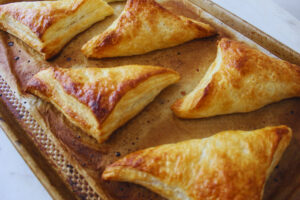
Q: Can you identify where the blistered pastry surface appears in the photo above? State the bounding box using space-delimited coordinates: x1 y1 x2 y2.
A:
171 38 300 118
103 126 292 200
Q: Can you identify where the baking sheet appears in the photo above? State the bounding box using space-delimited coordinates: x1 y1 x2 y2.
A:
0 0 299 199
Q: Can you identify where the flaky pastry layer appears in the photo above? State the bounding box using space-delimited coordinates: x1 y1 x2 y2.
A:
0 0 113 59
81 0 216 58
172 38 300 118
103 125 292 200
26 65 180 143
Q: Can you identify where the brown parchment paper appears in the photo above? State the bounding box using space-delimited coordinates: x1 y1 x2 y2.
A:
0 0 299 199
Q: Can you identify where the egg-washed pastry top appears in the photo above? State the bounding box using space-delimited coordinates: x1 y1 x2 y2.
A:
103 125 292 200
172 38 300 118
81 0 216 58
0 0 114 59
26 65 180 143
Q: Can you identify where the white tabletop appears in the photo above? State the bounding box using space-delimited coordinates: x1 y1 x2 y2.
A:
0 0 299 199
213 0 300 53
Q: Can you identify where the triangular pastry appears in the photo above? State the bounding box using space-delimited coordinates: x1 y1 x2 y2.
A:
103 125 292 200
172 38 300 118
26 65 180 143
81 0 216 59
0 0 114 59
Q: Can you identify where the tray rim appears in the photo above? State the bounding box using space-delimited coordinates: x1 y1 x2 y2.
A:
0 100 74 200
0 0 300 199
189 0 300 65
0 121 64 200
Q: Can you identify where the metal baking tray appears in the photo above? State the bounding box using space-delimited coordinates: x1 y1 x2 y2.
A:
0 0 299 199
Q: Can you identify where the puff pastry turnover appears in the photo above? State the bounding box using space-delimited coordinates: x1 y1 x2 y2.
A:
172 38 300 118
81 0 216 58
26 65 180 143
103 125 292 200
0 0 113 59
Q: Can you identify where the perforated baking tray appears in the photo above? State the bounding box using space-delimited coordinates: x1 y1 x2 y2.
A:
0 0 299 199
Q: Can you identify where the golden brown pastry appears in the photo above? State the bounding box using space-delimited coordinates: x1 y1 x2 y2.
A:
0 0 114 59
103 125 292 200
81 0 216 59
26 65 180 143
172 38 300 118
